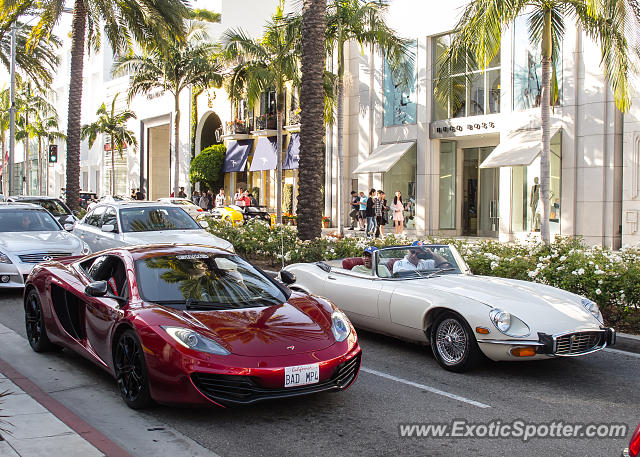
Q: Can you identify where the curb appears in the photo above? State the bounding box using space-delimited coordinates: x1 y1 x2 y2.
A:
615 332 640 355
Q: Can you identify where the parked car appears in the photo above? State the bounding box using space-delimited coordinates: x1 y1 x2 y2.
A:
2 195 78 226
79 191 98 209
73 201 233 252
210 205 274 227
0 203 89 288
23 244 361 408
624 423 640 457
282 243 616 372
157 197 204 219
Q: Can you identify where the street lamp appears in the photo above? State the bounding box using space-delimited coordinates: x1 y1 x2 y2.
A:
8 22 16 196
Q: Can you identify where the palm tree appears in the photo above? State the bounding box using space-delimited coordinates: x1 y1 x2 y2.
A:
298 0 328 240
115 24 223 198
4 0 189 210
81 94 137 196
223 1 301 224
324 0 414 235
0 88 9 194
435 0 636 244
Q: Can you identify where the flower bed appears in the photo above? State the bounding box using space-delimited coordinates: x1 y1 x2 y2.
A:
205 218 640 331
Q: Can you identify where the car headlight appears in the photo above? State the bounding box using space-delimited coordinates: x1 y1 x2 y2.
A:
0 251 12 264
162 326 230 355
489 308 530 337
331 310 351 342
581 298 603 323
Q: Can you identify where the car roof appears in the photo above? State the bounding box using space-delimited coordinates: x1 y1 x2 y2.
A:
0 202 48 210
9 195 62 201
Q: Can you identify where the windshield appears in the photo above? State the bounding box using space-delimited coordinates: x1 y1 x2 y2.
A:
377 245 463 278
0 209 61 232
135 253 288 308
22 199 70 216
120 207 200 232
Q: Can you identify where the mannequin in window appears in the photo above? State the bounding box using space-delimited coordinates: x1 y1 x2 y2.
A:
530 177 540 231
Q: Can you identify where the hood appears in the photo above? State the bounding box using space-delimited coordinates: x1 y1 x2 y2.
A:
412 274 601 332
152 297 336 356
0 230 84 255
122 229 234 252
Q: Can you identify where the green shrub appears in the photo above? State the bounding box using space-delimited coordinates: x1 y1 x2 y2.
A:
189 144 226 189
283 183 293 213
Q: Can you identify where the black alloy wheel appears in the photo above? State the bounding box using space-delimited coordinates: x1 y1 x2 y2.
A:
25 289 59 352
113 329 153 409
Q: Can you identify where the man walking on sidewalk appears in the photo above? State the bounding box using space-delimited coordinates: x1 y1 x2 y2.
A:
348 191 359 230
365 188 377 238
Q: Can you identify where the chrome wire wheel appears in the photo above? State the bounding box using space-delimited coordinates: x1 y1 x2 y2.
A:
25 292 42 347
115 333 145 403
435 318 468 365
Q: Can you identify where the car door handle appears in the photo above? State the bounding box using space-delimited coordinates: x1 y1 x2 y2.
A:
328 275 336 280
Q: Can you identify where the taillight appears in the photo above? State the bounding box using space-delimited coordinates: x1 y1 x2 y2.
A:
630 423 640 457
197 208 203 212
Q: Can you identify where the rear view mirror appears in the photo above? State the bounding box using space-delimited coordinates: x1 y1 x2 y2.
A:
280 270 296 285
85 281 108 297
101 224 115 233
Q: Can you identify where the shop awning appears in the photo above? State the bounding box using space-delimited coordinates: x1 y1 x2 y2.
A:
284 133 300 170
479 126 561 168
249 137 278 172
222 139 254 173
352 141 415 174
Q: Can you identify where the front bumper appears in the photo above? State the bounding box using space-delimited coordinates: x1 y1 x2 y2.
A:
0 262 34 288
478 328 615 361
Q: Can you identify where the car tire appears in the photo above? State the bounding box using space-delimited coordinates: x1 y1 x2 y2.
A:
113 329 153 409
430 312 482 373
25 289 60 352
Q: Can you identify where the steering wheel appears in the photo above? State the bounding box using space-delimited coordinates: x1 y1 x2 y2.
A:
435 261 454 269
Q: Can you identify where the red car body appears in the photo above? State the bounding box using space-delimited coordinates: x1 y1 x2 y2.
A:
24 245 361 407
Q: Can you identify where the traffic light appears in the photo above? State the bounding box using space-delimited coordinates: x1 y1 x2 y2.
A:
48 145 58 163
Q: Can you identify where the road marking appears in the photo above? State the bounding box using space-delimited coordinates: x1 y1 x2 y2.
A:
360 367 491 409
605 348 640 359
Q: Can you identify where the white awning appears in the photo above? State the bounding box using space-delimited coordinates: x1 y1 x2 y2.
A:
479 126 561 168
352 141 415 174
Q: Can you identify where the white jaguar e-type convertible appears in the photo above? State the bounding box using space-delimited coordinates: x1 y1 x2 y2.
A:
281 244 616 372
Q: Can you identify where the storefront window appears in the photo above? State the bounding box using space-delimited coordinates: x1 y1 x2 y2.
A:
432 33 501 120
439 141 456 229
383 41 417 126
383 145 417 229
513 15 562 110
510 132 562 233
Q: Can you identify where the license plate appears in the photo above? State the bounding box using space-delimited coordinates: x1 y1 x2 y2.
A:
284 363 320 388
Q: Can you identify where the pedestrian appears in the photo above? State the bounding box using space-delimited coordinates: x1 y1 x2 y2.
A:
135 188 144 200
365 188 376 238
192 190 200 204
215 188 225 208
248 193 257 207
199 191 209 210
391 191 404 235
234 187 245 206
375 190 388 238
178 187 186 198
358 191 367 231
130 188 136 200
207 190 214 210
348 191 359 230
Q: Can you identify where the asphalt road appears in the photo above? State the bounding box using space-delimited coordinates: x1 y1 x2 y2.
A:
0 288 638 457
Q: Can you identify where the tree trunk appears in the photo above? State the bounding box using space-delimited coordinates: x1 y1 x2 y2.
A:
276 90 284 224
37 137 41 194
174 94 181 198
111 140 116 196
540 9 552 244
336 74 344 235
25 111 29 195
298 0 327 240
65 0 87 210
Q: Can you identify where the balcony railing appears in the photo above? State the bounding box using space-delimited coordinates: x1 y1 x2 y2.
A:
225 118 253 135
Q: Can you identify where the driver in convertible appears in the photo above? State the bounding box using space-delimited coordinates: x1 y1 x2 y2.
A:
393 241 436 275
352 246 391 277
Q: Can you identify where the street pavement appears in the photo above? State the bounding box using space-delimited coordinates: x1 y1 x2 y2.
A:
0 288 638 457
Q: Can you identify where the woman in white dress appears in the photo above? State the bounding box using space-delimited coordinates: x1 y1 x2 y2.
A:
391 191 404 235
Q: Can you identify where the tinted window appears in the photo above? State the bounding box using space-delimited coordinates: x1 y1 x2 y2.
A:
120 207 200 233
84 206 106 227
0 209 61 232
102 207 117 228
21 199 70 216
135 254 287 308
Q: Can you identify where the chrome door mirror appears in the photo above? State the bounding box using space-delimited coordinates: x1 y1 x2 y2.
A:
101 224 115 233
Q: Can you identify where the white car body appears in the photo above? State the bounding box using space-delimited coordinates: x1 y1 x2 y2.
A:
156 197 204 219
0 203 89 287
283 244 615 370
73 202 234 253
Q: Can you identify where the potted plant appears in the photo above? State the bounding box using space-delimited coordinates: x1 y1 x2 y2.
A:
322 216 331 228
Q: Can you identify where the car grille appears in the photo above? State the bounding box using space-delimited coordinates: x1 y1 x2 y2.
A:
18 252 71 263
554 331 604 355
191 352 361 405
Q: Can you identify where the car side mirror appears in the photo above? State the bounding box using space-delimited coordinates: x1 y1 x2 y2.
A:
64 223 74 231
85 281 108 297
280 270 296 285
199 220 209 228
101 224 115 233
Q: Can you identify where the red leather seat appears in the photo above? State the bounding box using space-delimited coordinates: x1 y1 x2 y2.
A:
342 257 364 270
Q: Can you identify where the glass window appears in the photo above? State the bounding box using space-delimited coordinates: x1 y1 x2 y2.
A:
0 209 61 232
432 33 501 120
102 207 118 228
21 199 70 217
383 41 417 126
135 253 288 308
84 206 106 227
119 206 200 233
383 145 417 229
513 15 562 111
439 141 456 229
